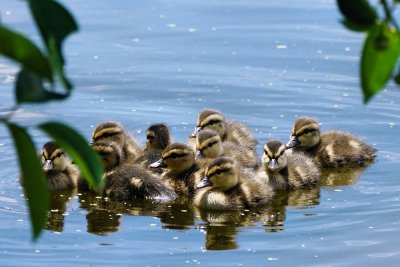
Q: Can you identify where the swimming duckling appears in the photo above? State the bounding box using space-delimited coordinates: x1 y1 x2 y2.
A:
150 143 201 196
91 121 143 164
144 123 172 167
286 117 376 168
189 109 257 151
194 157 273 210
257 140 321 190
93 141 176 201
195 130 259 170
41 142 79 191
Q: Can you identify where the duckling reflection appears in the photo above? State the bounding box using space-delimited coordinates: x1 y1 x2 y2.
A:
320 165 369 187
195 209 260 250
40 142 79 191
286 116 376 168
190 109 257 152
46 188 77 232
158 195 195 230
78 191 121 236
261 186 321 232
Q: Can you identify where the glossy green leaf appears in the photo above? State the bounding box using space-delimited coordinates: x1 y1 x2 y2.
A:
337 0 377 26
39 122 103 188
0 26 52 80
28 0 79 91
361 23 400 102
16 68 68 104
7 123 49 241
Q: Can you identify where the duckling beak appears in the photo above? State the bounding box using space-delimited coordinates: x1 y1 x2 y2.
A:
189 126 201 138
196 177 212 189
150 158 167 169
43 160 54 173
195 150 203 160
268 159 278 172
286 136 300 149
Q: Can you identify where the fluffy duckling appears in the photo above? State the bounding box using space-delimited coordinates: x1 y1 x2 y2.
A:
91 121 143 164
286 117 376 168
257 140 321 190
93 141 176 201
150 143 200 196
194 157 273 210
195 130 259 170
41 142 79 191
189 109 257 151
144 123 172 166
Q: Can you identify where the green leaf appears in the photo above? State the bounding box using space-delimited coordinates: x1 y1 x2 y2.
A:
337 0 377 26
7 123 49 241
0 26 52 80
16 68 68 104
341 19 373 32
28 0 79 91
39 122 103 188
361 23 400 102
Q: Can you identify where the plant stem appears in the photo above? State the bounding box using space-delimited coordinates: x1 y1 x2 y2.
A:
381 0 400 31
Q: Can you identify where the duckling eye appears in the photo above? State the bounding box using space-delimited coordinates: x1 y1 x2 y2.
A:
55 152 64 158
169 153 179 159
207 119 220 126
147 135 154 140
215 170 222 175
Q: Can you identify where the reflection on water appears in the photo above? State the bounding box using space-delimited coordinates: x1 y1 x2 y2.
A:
46 189 77 232
320 165 370 187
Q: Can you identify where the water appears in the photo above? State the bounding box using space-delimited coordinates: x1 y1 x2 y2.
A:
1 0 400 266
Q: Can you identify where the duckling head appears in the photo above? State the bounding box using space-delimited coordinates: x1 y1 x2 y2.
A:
41 142 69 173
197 157 239 191
195 130 223 159
189 109 226 139
150 143 195 173
146 123 172 151
91 121 126 148
262 140 288 172
92 142 123 171
286 117 320 149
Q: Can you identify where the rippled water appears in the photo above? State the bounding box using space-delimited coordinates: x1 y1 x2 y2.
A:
1 0 400 266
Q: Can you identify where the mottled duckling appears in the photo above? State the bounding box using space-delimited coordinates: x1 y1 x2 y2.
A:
189 109 257 151
41 142 79 191
144 123 172 166
93 141 176 201
194 157 273 210
195 130 258 170
150 143 200 196
257 140 321 190
286 117 376 168
91 121 143 164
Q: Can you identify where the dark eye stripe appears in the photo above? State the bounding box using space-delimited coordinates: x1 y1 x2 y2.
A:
94 131 121 141
164 153 186 160
203 119 221 128
297 128 316 136
207 168 230 178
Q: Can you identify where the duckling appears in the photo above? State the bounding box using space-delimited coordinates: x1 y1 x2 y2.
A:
92 141 176 201
286 117 376 168
189 109 257 151
195 130 259 170
150 143 201 196
40 142 79 191
257 140 321 190
194 157 273 211
91 121 143 164
144 123 172 167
